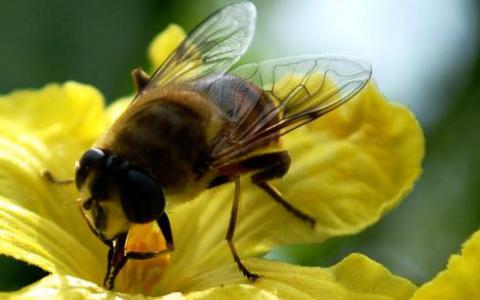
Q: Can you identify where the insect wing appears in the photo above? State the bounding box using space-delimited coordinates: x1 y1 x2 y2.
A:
208 55 372 164
145 2 256 89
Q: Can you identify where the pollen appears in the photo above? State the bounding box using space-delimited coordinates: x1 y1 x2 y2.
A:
116 222 170 295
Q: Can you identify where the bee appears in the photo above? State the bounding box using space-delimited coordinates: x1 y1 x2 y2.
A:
50 2 371 290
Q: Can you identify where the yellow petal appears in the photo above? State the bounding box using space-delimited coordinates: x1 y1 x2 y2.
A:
0 82 108 284
186 285 277 300
148 24 186 71
0 82 106 235
278 81 425 239
411 229 480 300
0 273 275 300
0 81 106 146
158 254 415 299
0 199 103 283
0 274 136 300
1 255 414 300
252 254 416 300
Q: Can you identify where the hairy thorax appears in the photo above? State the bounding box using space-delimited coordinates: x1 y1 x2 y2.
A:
96 86 224 206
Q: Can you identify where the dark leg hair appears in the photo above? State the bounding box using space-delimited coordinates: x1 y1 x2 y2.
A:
226 177 258 280
42 170 74 185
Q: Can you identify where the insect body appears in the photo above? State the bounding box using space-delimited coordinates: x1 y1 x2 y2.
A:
72 2 372 290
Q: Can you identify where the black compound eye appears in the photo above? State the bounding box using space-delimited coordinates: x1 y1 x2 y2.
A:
118 169 165 224
75 148 105 189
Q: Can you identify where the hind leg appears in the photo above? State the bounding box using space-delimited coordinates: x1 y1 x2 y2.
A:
211 151 316 281
249 151 315 227
212 151 315 226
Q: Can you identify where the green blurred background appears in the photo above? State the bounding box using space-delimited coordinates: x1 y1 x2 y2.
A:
1 0 479 291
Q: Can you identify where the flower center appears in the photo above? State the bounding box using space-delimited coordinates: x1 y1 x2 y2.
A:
116 222 170 295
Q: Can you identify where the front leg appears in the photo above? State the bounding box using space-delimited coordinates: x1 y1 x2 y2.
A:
42 170 74 185
104 233 129 290
103 213 174 290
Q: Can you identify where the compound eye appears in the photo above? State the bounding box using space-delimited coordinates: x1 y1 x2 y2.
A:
75 148 105 189
118 169 165 224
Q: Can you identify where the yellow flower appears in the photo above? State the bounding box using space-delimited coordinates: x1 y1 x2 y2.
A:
0 25 424 299
410 228 480 300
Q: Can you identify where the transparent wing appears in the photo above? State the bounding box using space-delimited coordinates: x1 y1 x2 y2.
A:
145 2 256 89
207 55 372 165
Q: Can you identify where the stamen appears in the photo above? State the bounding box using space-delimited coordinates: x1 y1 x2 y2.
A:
116 222 170 294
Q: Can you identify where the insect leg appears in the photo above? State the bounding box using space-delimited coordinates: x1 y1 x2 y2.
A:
157 213 175 252
103 215 175 289
125 213 175 260
256 181 315 228
104 233 128 290
215 151 315 227
226 177 259 281
207 174 236 188
250 151 316 228
42 170 74 185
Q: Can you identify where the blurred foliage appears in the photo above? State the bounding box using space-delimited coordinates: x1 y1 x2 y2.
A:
1 0 177 100
0 0 479 291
